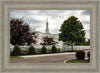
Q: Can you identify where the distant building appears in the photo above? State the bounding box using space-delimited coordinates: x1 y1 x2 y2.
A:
33 18 63 49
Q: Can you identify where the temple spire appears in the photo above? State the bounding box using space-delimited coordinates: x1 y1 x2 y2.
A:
45 18 49 33
47 18 48 22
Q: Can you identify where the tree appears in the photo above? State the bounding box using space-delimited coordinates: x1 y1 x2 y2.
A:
28 45 36 54
41 46 47 54
74 39 90 46
86 39 90 45
59 16 86 51
40 36 57 45
51 45 57 53
12 44 21 56
10 18 37 45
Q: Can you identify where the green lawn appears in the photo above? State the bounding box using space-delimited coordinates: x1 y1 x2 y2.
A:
10 56 22 59
64 50 78 52
66 59 90 63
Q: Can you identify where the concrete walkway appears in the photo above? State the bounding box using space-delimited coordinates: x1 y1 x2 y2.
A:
10 52 76 63
20 52 75 58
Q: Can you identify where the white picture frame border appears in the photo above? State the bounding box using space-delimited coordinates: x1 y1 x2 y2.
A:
0 0 100 73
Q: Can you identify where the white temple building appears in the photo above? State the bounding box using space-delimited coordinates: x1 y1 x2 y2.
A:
34 18 64 49
10 18 90 52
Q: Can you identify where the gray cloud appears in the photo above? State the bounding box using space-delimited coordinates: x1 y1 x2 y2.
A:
25 19 42 24
82 10 90 15
86 30 90 33
50 28 60 34
10 10 90 39
82 21 90 24
37 10 66 18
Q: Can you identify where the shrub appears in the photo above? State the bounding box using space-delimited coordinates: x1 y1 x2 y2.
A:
87 51 90 60
28 45 36 54
41 46 47 54
12 44 21 56
51 45 57 53
76 50 85 60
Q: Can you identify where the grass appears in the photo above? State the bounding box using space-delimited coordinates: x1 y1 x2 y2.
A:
64 50 78 52
10 56 22 59
66 59 90 63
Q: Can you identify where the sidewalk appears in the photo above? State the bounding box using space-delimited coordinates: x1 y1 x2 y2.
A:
20 52 75 58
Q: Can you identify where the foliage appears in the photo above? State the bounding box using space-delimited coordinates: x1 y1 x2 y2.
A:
86 39 90 45
87 51 90 60
59 16 86 51
51 45 57 53
76 50 85 60
74 39 90 46
28 45 36 54
10 18 37 45
66 60 90 63
40 36 57 45
12 44 21 56
41 46 47 54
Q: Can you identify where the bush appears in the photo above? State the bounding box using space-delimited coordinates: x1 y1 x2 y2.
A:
28 45 36 54
51 45 57 53
12 44 21 56
76 50 85 60
87 51 90 60
41 46 47 54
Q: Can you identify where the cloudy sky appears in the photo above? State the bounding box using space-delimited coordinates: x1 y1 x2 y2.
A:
10 10 90 39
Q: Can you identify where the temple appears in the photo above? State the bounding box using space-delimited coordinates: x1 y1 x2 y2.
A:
34 18 64 50
45 18 49 34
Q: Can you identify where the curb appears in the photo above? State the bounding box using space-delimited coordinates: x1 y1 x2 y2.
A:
64 60 68 63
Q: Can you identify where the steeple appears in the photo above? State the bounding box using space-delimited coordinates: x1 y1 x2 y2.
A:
45 18 49 33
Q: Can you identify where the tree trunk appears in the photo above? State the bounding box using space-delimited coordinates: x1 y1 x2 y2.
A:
71 42 73 51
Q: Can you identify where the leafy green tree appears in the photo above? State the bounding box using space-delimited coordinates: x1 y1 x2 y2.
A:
59 16 86 51
74 39 90 46
86 39 90 45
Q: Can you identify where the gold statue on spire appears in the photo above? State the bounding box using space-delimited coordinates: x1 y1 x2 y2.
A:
47 18 48 22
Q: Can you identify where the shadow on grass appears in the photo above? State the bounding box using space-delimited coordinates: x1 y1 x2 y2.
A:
10 56 22 59
66 59 90 63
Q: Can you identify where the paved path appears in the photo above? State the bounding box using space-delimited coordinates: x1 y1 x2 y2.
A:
10 52 76 63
